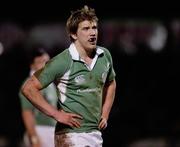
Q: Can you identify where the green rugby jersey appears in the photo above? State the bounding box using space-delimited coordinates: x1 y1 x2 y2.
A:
35 43 116 133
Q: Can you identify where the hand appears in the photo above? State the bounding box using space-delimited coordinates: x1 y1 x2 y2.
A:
55 110 83 128
98 117 108 130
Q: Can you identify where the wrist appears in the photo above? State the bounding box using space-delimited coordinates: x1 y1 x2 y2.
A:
51 109 59 121
101 115 108 121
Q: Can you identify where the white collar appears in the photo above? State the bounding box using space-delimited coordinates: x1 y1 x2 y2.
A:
68 43 104 61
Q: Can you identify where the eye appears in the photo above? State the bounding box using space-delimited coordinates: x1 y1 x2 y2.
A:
83 27 89 30
92 26 97 30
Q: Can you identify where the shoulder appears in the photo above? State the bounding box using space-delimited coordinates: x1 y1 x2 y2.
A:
39 48 72 79
50 49 70 63
46 49 71 67
97 46 112 59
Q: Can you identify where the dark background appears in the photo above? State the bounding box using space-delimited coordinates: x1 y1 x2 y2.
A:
1 1 180 146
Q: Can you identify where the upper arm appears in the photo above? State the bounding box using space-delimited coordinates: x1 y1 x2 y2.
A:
21 75 43 95
104 79 116 89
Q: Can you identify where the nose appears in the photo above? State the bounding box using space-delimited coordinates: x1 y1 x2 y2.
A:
90 29 96 36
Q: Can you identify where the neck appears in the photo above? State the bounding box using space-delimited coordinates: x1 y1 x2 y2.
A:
74 42 96 59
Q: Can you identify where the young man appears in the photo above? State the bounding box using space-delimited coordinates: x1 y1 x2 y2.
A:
19 48 58 147
22 5 116 147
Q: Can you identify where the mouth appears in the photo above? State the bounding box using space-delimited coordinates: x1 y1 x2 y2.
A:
88 38 96 44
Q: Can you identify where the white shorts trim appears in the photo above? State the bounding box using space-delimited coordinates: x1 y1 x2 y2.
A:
66 131 103 147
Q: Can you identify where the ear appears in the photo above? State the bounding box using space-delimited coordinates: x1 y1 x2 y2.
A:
71 33 77 40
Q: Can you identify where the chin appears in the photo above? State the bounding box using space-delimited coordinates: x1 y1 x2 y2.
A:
90 44 96 48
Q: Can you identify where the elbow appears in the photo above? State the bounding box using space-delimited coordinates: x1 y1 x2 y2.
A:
21 78 36 99
21 82 31 98
21 76 42 101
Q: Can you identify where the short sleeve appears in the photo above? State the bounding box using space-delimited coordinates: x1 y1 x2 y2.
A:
105 48 116 82
34 49 72 88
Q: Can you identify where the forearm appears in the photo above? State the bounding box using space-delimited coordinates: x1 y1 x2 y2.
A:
102 79 116 120
21 76 58 120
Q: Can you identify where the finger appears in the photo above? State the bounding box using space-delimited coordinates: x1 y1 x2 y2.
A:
98 120 103 129
99 121 105 129
98 122 103 129
101 117 107 125
99 118 107 129
71 119 81 128
104 122 107 128
99 122 107 129
71 113 83 119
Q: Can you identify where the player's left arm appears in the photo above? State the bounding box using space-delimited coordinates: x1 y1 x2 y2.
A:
99 79 116 129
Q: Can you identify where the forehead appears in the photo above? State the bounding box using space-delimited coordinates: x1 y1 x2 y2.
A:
78 20 97 27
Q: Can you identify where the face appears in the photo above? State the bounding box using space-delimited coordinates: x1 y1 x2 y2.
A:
72 20 98 52
31 53 50 71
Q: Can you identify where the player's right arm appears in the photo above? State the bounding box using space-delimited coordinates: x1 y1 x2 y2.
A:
21 75 82 128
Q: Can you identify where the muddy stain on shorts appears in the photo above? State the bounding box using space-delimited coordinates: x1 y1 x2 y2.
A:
55 133 74 147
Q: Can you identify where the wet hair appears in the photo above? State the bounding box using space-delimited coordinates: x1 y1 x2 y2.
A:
66 5 98 42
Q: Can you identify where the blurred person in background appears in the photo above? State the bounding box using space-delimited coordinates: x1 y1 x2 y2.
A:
21 5 116 147
19 48 58 147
